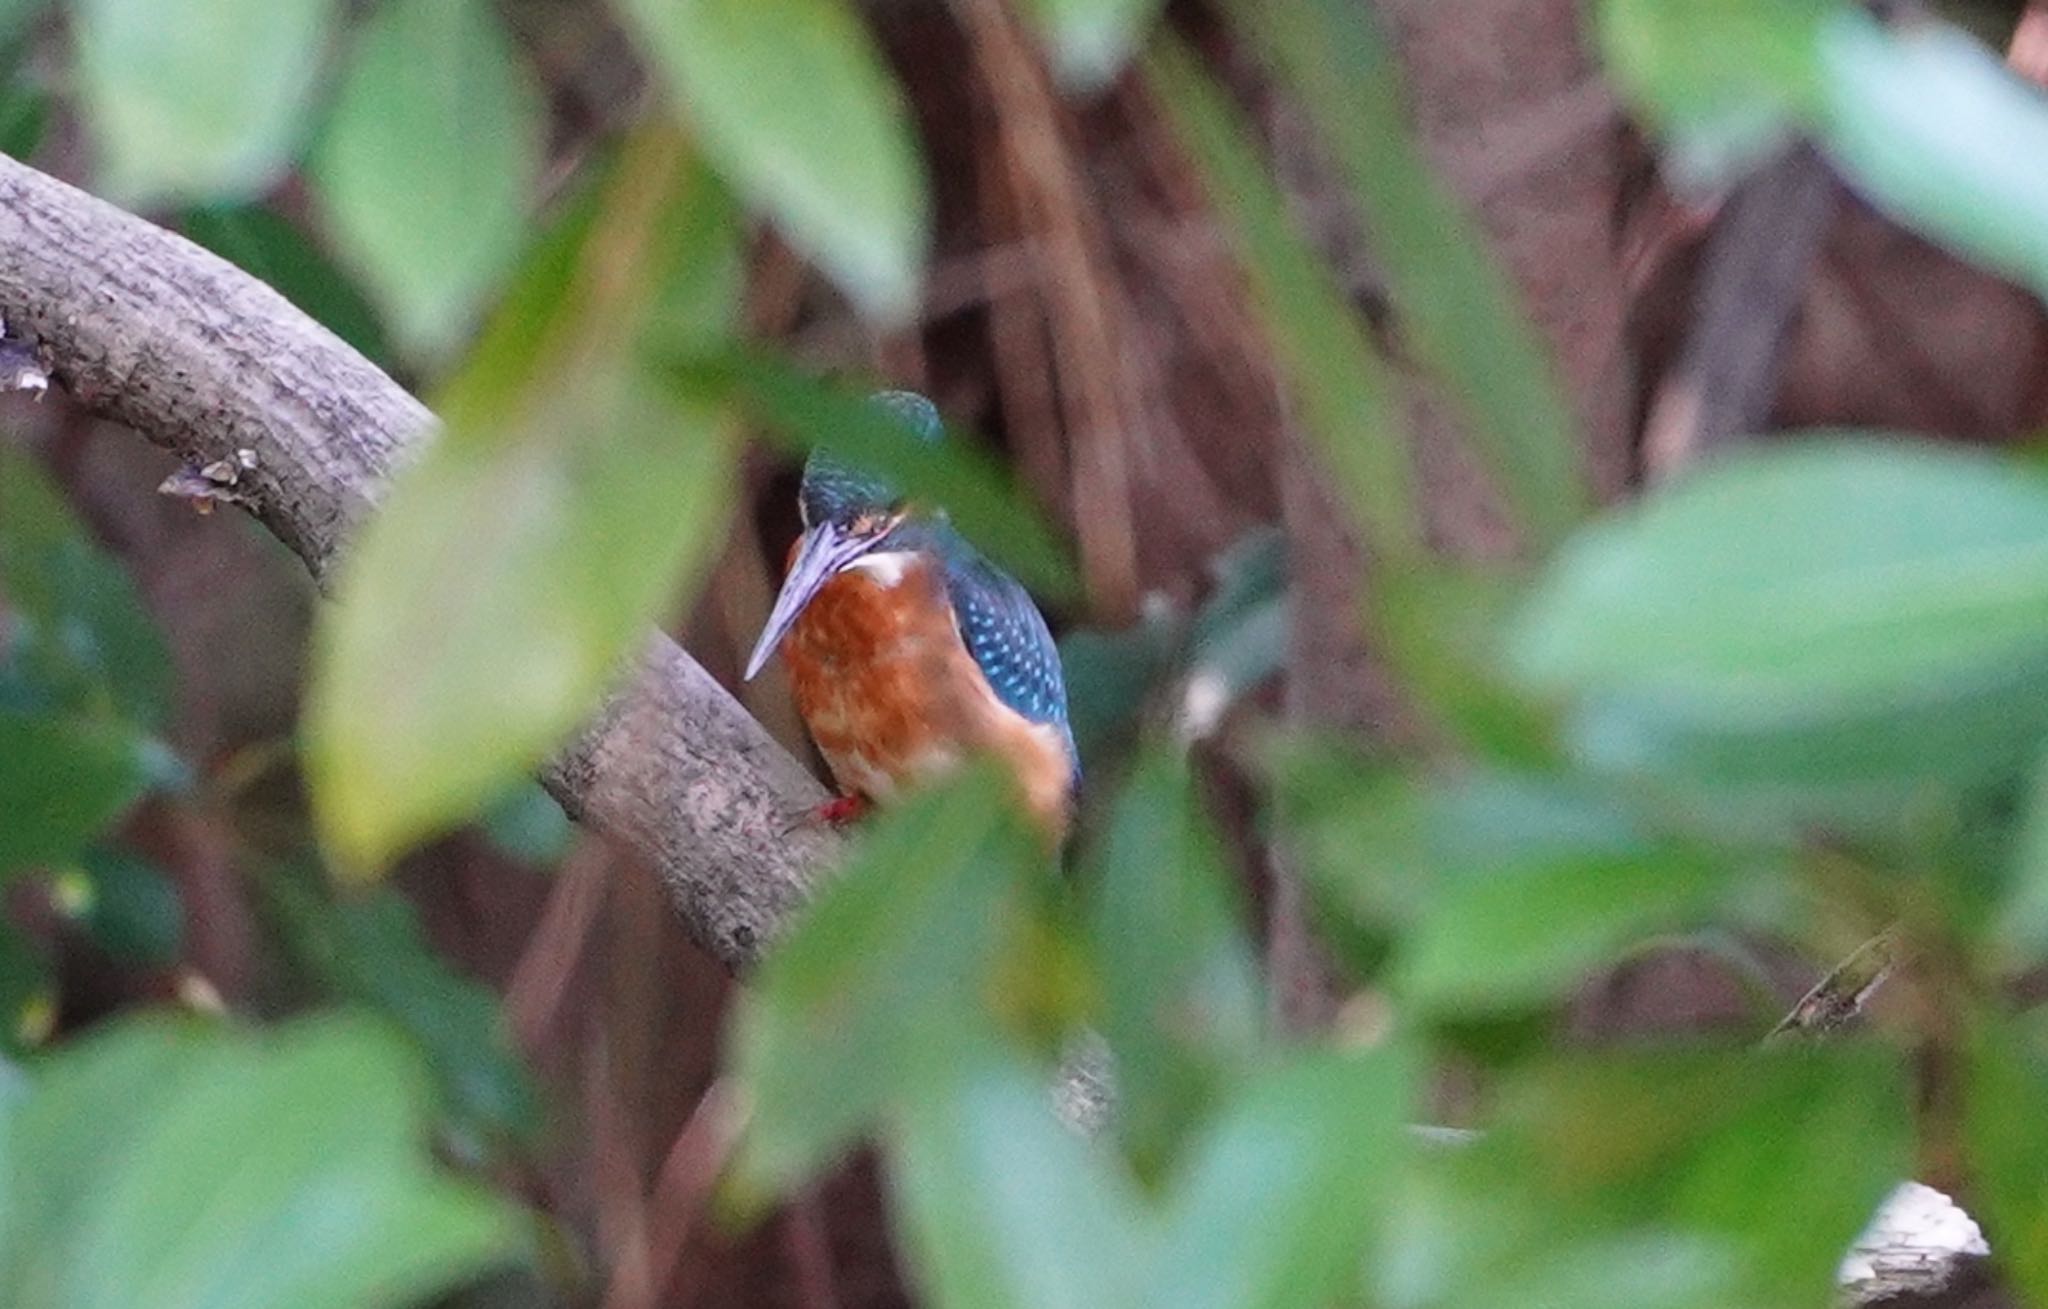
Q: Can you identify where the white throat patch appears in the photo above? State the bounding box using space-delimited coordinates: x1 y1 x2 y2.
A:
847 551 918 587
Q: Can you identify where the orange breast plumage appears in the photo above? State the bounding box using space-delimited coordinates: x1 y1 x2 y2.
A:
779 551 1074 837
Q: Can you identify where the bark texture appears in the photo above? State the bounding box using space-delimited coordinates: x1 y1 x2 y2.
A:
0 152 835 970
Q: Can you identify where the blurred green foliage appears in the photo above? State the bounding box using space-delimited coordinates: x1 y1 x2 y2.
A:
304 132 743 872
1514 439 2048 835
0 451 178 1053
1234 0 1587 552
311 0 543 359
1082 748 1262 1178
1602 0 2048 298
6 0 2048 1306
725 764 1046 1206
618 0 930 321
71 0 333 203
1025 0 1165 90
0 1014 521 1308
268 874 543 1151
61 850 185 968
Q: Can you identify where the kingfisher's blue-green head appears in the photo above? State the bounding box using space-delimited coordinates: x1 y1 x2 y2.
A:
744 390 943 680
796 389 941 528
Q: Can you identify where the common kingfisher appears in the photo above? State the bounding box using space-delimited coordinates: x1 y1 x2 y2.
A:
743 392 1079 837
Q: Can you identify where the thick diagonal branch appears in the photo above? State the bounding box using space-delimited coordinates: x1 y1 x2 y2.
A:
0 152 835 970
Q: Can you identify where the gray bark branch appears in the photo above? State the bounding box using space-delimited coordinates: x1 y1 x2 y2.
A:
0 152 836 970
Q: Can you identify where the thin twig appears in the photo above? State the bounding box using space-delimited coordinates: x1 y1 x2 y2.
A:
952 0 1140 621
607 1080 743 1309
1765 927 1899 1044
1642 143 1841 479
589 1028 657 1309
1264 94 1346 1033
976 90 1071 521
504 836 614 1053
2011 2 2048 88
783 1188 845 1309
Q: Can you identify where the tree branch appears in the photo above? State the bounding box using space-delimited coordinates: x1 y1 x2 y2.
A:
0 152 837 970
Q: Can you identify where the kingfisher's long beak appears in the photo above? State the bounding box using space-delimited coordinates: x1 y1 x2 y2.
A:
743 520 878 681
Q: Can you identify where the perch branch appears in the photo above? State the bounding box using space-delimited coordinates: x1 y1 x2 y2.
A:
0 152 837 970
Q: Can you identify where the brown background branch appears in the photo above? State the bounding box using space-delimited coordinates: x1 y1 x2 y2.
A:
0 151 837 971
1641 142 1842 479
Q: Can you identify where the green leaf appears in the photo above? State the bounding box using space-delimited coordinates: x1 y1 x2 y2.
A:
312 0 544 358
702 351 1080 603
1237 0 1585 552
886 1051 1150 1309
0 0 50 54
0 448 171 728
1489 1047 1910 1309
1377 564 1557 767
1271 746 1640 929
269 876 541 1143
0 1013 522 1308
1084 746 1262 1178
1603 2 2048 302
1993 751 2048 967
1187 527 1286 656
728 765 1041 1202
1151 1044 1415 1309
1182 526 1289 720
1398 849 1734 1016
1595 0 1833 185
618 0 930 321
305 133 743 873
0 921 53 1055
1023 0 1165 90
1144 34 1419 563
66 849 185 967
0 79 46 159
1512 438 2048 828
72 0 335 204
1058 611 1182 767
1 1018 215 1290
1817 19 2048 306
1383 1149 1737 1309
1269 749 1741 1012
180 205 391 364
1963 1015 2048 1303
479 781 574 867
0 711 153 877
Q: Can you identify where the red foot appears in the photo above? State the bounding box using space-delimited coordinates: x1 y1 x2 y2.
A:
780 793 871 836
810 793 870 827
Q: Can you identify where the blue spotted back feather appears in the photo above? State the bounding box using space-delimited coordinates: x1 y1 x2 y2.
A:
886 519 1079 781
